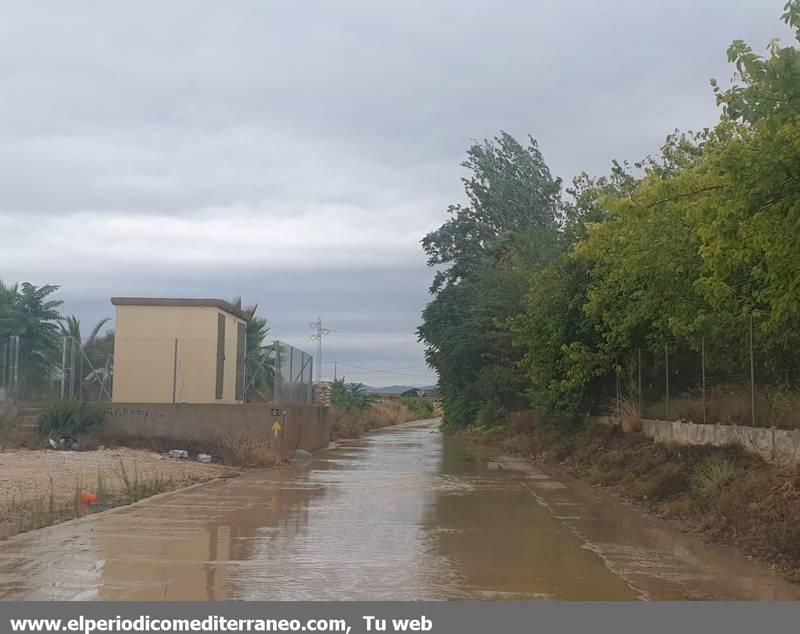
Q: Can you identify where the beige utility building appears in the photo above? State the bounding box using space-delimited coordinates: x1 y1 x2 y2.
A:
111 298 249 404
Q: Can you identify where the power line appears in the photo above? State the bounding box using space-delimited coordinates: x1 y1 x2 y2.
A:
321 361 430 372
330 361 435 379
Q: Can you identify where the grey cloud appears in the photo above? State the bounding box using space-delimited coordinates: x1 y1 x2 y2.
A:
0 0 791 385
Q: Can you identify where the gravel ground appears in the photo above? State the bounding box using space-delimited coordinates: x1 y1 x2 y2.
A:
0 447 236 538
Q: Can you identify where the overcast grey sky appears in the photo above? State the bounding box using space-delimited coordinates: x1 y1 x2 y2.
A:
0 1 791 386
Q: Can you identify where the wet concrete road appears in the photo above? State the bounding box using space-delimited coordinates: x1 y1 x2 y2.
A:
1 419 799 600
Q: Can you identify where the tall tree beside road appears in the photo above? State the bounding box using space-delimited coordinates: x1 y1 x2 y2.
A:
426 2 800 423
419 133 562 425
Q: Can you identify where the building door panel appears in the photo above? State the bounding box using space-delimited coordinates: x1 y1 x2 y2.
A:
235 321 246 401
216 313 225 400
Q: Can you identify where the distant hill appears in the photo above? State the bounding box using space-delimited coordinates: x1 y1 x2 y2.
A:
366 384 438 394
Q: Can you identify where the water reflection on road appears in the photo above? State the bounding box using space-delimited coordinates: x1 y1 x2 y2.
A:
0 420 797 600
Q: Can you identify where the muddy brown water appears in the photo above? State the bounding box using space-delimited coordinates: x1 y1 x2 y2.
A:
0 419 798 600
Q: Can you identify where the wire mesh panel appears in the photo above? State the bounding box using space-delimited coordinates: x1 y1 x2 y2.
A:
0 335 63 402
628 316 800 427
704 328 750 426
273 340 313 405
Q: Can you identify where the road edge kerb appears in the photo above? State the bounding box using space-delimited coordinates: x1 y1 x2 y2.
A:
0 471 242 545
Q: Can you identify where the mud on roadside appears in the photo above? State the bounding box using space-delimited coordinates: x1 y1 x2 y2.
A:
461 411 800 582
0 447 238 539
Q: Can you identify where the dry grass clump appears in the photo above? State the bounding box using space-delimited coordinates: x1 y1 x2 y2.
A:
330 407 366 439
115 459 174 503
618 397 642 432
222 433 283 467
3 462 176 539
331 398 423 439
5 478 82 536
647 383 800 429
364 400 416 429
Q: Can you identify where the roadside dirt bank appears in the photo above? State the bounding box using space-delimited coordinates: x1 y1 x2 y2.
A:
0 448 238 539
462 411 800 583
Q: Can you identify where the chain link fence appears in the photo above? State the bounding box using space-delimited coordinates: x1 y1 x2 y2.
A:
0 335 113 405
600 315 800 429
272 340 314 406
1 334 315 408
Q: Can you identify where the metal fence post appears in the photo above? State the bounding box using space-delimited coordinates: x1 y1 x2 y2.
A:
61 337 66 399
11 336 19 398
638 348 643 415
308 356 314 403
172 338 178 404
750 314 756 427
0 338 6 395
70 337 76 398
288 348 294 403
665 342 670 420
701 336 707 424
274 341 281 405
79 347 84 400
61 336 78 399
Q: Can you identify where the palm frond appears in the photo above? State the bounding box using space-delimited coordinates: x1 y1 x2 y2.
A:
85 317 111 348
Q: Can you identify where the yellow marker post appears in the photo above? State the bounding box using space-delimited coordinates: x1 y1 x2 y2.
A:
272 420 282 439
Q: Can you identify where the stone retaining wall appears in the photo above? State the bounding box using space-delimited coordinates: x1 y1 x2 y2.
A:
641 418 800 466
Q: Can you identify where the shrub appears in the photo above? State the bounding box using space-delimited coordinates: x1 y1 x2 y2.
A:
331 398 424 438
399 397 435 419
476 400 506 427
690 455 736 496
40 399 107 438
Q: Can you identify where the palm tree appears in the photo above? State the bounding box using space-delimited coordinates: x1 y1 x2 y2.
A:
0 282 64 398
58 315 112 397
0 280 18 328
331 378 377 410
229 297 272 400
58 315 111 349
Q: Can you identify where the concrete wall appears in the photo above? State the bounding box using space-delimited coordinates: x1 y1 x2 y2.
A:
641 418 800 466
112 305 245 405
101 402 331 453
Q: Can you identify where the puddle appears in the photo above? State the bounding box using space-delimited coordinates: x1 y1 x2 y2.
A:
0 422 797 600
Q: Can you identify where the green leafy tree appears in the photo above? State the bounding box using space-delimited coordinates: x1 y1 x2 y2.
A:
693 6 800 357
0 282 64 397
0 280 16 324
508 255 603 413
511 2 800 412
419 132 562 425
712 1 800 127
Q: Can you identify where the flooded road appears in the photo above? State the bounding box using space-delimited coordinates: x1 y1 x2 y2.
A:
1 419 798 600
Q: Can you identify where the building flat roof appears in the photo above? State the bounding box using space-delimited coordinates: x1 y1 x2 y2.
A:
110 297 250 321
